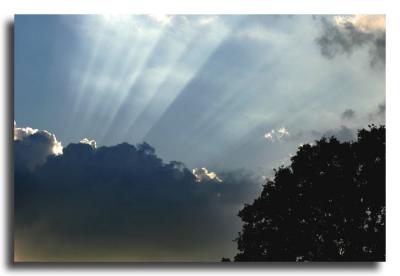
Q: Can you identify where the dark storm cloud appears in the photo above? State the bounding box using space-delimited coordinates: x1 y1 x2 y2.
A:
14 129 262 261
316 16 385 67
341 109 356 120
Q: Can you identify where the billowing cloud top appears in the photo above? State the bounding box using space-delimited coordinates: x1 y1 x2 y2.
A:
79 138 97 149
14 120 38 140
14 121 63 171
192 167 223 183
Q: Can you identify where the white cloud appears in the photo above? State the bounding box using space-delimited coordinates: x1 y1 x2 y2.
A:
14 121 63 155
14 120 38 140
264 127 290 142
192 167 223 183
80 138 97 149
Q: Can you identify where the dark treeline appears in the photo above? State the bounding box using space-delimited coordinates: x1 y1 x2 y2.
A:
229 125 385 261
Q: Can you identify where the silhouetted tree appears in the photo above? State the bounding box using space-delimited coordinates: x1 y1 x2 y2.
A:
234 125 385 261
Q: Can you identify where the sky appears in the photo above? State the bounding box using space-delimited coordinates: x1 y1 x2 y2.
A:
14 15 385 261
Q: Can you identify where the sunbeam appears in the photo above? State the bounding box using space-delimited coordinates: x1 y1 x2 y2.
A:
65 15 168 142
67 33 104 134
15 14 385 169
92 16 172 143
118 17 234 143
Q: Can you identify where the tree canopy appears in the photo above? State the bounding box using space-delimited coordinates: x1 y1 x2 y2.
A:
234 125 385 261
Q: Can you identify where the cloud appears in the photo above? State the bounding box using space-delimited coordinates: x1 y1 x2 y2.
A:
192 167 223 183
264 127 290 142
14 121 38 140
14 122 63 171
368 102 385 123
14 125 262 261
79 138 97 149
341 109 356 120
316 15 385 67
378 103 385 116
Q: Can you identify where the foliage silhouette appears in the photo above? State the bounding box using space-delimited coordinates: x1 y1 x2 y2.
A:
234 125 385 261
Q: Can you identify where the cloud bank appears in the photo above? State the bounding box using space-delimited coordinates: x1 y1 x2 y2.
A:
14 123 262 261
